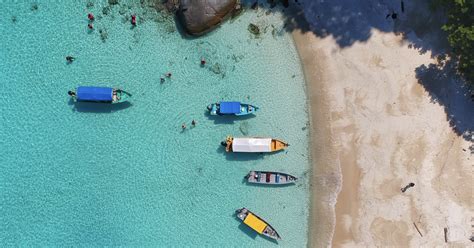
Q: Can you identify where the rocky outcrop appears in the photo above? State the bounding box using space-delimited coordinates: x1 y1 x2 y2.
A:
177 0 238 36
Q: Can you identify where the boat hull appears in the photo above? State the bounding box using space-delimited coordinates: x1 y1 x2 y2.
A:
224 136 288 153
246 171 297 185
69 87 131 104
208 102 258 116
114 89 131 104
235 208 281 240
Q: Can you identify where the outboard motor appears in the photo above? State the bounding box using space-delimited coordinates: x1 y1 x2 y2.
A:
220 141 227 147
67 91 75 96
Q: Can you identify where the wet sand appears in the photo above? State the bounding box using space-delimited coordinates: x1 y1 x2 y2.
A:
292 1 473 247
293 30 341 247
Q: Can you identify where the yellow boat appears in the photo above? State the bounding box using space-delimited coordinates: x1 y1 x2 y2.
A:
236 208 281 240
222 136 288 153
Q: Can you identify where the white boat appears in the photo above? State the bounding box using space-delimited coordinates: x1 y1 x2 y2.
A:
222 136 288 153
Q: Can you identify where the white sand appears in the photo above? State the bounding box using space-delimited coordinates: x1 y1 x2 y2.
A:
292 0 473 246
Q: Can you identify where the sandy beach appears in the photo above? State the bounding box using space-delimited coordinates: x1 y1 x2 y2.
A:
291 0 473 246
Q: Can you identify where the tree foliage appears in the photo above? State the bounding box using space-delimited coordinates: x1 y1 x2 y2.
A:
435 0 474 84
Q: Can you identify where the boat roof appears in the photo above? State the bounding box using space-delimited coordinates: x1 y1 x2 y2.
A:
220 102 241 114
244 213 267 234
232 138 272 152
77 86 113 102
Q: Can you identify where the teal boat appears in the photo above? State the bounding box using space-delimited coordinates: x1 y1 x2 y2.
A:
68 86 131 104
207 101 258 116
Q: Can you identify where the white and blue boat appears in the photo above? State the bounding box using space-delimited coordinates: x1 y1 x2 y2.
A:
68 86 131 104
207 101 258 116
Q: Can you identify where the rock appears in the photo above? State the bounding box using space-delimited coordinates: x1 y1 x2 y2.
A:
210 63 222 75
248 23 260 35
99 29 108 42
164 0 180 13
177 0 238 36
102 6 111 15
251 2 258 10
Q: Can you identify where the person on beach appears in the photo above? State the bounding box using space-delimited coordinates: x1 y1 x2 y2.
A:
401 182 415 192
88 13 94 21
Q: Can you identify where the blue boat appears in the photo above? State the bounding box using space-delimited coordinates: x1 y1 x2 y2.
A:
207 101 258 116
68 86 131 104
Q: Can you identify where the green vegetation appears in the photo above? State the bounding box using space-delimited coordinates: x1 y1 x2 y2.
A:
435 0 474 84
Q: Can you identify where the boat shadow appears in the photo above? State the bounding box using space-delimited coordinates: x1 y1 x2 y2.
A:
204 111 256 125
69 99 132 113
216 145 266 161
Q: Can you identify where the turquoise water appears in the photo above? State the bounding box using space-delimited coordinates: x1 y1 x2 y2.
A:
0 1 310 246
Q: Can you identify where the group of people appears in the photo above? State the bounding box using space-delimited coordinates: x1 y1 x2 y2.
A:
181 120 196 130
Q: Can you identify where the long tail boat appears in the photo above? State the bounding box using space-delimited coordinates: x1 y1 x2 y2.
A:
246 171 297 185
68 86 131 104
222 136 288 153
207 101 258 116
236 208 281 240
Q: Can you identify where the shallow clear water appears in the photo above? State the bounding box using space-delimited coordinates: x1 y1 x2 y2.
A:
0 1 310 246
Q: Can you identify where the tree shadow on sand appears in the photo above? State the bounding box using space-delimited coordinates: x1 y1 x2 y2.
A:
241 0 472 141
415 60 474 142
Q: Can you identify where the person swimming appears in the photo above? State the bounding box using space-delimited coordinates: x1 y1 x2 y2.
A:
66 56 75 63
88 23 93 30
200 58 206 66
88 13 94 21
131 15 137 26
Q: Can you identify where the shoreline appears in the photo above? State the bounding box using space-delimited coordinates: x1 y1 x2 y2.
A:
292 30 341 248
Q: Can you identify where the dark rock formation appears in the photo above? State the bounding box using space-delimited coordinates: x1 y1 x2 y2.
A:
177 0 238 36
248 23 260 35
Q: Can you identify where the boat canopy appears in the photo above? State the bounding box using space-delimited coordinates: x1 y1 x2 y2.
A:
244 213 267 234
220 102 241 114
77 86 113 102
232 138 272 152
